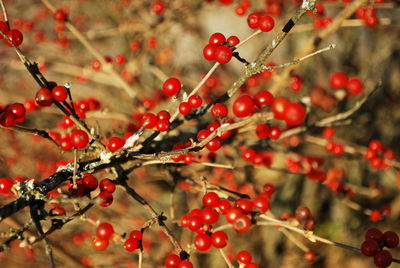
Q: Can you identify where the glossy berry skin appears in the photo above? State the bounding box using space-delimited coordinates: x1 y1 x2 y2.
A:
330 72 348 89
92 237 109 251
232 95 254 118
253 196 270 212
347 77 363 96
206 137 222 151
54 9 67 22
107 137 124 152
165 254 181 267
227 35 240 46
194 234 212 251
209 32 226 45
202 192 220 207
124 238 139 252
141 113 157 128
52 86 68 102
211 103 228 117
211 231 228 248
365 228 383 241
269 126 281 140
9 103 26 119
99 179 116 193
374 250 392 268
179 102 192 115
96 222 114 240
283 102 306 126
201 208 219 224
197 129 211 141
271 97 289 120
98 191 113 207
382 231 399 248
254 90 274 107
188 94 202 108
225 207 245 224
361 239 379 256
162 77 181 96
215 46 232 64
35 88 53 107
233 215 252 233
179 260 193 268
203 44 217 61
247 13 260 29
82 174 98 191
5 29 23 47
256 124 270 139
237 250 252 264
71 129 89 149
156 119 170 132
157 110 171 120
0 178 13 194
259 15 275 32
129 230 143 240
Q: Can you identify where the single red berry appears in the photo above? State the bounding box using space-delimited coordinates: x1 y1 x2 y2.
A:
107 137 124 152
206 137 222 151
71 129 89 149
269 126 281 140
0 178 13 194
361 239 380 256
157 110 171 120
114 54 126 65
201 208 219 224
99 179 115 193
233 95 254 118
52 86 68 102
330 72 348 89
253 196 270 212
96 222 114 240
237 250 252 264
283 102 306 126
347 77 363 96
5 29 23 47
203 44 218 61
365 227 383 241
188 94 202 108
322 127 335 139
179 102 192 115
374 250 392 268
256 124 270 139
82 174 98 191
129 230 143 240
211 103 228 117
370 210 382 222
60 137 72 151
254 90 274 107
203 192 220 207
382 231 399 248
178 260 193 268
211 231 228 248
271 97 289 120
209 32 226 45
92 237 109 251
197 129 211 141
54 9 67 22
233 215 252 233
215 46 232 64
35 88 53 107
227 35 240 46
141 112 157 128
156 119 170 132
9 103 26 119
194 234 212 251
218 200 232 214
259 15 275 32
234 198 253 212
151 0 165 14
124 238 139 252
163 77 181 97
247 13 261 29
165 254 181 267
98 191 113 207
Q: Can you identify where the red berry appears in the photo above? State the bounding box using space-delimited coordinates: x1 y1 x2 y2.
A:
382 231 399 248
269 126 281 140
197 129 211 141
141 112 157 128
35 88 53 107
129 230 143 240
233 95 254 118
5 29 23 47
218 200 232 214
178 260 193 268
322 127 335 139
188 94 202 108
225 207 245 223
98 191 113 207
361 239 379 256
99 179 115 193
9 103 26 119
365 228 383 241
215 46 232 64
209 32 226 45
0 21 9 39
247 13 260 29
52 86 68 102
259 15 275 32
54 9 67 22
157 110 171 120
179 102 192 115
211 231 228 248
211 103 228 117
203 44 218 61
256 124 270 139
82 174 98 191
347 77 363 96
163 78 181 97
107 137 124 152
151 0 165 14
156 119 170 132
271 97 289 120
253 196 270 212
201 208 219 224
283 102 306 126
194 234 212 251
233 215 252 233
206 137 222 151
96 222 114 240
124 238 139 252
165 254 181 267
370 210 382 222
374 250 392 268
92 237 109 251
254 90 274 107
227 35 240 46
71 129 89 149
237 250 252 264
304 251 317 262
330 72 348 89
0 178 13 194
202 192 220 207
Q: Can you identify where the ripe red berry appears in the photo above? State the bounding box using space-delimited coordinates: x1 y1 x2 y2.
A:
233 215 252 233
54 9 67 22
157 110 171 121
271 97 289 120
5 29 23 47
124 238 139 252
304 251 317 262
96 222 114 240
151 0 165 14
194 233 212 251
227 35 240 46
382 231 399 248
247 13 261 29
211 231 228 248
374 250 392 268
209 32 226 45
253 196 270 212
233 95 254 118
259 15 275 32
9 103 26 119
203 44 218 61
129 230 143 240
211 103 228 117
283 102 306 126
269 126 281 139
225 207 245 223
107 137 124 152
92 237 109 251
35 88 53 107
179 260 193 268
188 94 202 108
165 254 181 267
202 192 220 207
98 191 113 207
322 127 335 139
201 208 219 224
370 210 382 222
237 250 252 264
365 228 383 241
71 129 89 149
206 137 222 151
52 86 68 102
179 102 192 115
162 77 181 97
215 46 232 64
141 112 157 128
361 239 380 256
347 77 363 96
156 119 170 132
0 178 13 194
254 90 274 107
256 124 270 139
330 72 348 89
82 174 98 191
99 179 116 193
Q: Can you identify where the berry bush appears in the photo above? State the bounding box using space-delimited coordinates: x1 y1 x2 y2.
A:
0 0 399 267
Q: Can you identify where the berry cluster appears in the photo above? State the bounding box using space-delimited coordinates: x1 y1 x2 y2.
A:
203 33 238 64
0 21 23 47
165 253 193 268
330 72 364 96
361 228 398 268
92 222 114 251
356 6 379 27
246 12 275 32
0 102 26 127
364 140 395 170
241 147 274 167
